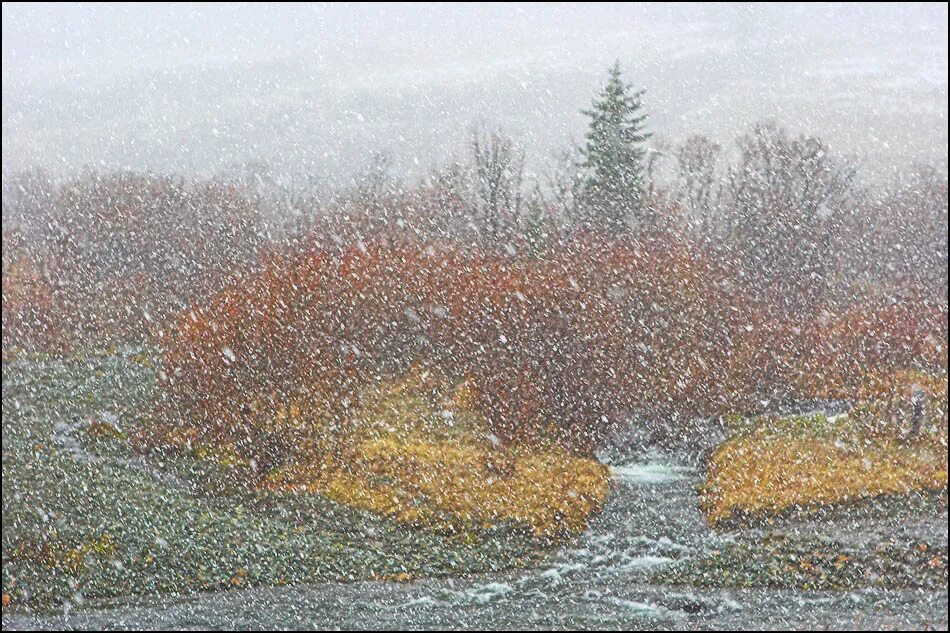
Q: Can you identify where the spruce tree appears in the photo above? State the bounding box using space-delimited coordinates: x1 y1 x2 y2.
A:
580 61 651 234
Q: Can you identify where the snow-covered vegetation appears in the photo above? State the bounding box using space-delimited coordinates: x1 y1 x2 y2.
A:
2 4 947 629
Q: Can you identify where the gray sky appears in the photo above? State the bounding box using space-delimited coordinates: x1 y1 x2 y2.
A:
3 3 947 183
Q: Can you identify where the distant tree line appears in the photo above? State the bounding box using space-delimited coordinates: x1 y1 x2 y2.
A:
3 61 947 352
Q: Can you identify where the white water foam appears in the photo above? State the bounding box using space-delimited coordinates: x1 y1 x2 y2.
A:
611 461 690 484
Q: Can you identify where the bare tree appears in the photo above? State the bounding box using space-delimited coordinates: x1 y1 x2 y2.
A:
542 145 584 235
470 126 525 244
673 135 722 239
721 122 855 315
356 152 398 215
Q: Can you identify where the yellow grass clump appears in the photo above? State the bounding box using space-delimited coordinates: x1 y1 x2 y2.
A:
263 372 611 539
702 423 948 526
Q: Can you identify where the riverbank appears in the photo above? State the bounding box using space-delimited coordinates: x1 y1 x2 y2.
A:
1 352 559 611
3 351 947 628
702 404 948 526
5 453 946 629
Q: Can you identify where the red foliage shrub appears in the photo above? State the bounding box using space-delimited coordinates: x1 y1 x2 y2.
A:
786 294 948 400
2 256 66 354
1 172 266 354
160 231 947 459
160 235 761 456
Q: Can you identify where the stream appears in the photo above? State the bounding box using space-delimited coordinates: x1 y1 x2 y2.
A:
5 453 947 630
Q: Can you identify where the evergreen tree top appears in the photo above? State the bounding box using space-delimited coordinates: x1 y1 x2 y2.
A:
582 61 651 155
577 61 653 233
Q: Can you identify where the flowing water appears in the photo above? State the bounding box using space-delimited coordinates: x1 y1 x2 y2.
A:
5 454 947 630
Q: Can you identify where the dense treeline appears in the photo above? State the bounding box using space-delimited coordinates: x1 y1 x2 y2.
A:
3 172 266 350
159 235 946 463
3 120 946 352
2 65 947 463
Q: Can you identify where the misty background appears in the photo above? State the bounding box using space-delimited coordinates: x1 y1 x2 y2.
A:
2 2 947 190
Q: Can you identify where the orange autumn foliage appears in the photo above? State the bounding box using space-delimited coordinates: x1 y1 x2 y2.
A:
160 234 948 462
161 235 756 457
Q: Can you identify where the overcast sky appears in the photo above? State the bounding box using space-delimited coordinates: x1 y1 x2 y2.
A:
3 3 947 183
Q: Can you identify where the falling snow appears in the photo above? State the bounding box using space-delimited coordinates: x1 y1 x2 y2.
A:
2 4 948 631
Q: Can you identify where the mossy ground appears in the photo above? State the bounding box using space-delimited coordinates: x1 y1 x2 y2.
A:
655 530 948 591
5 349 944 612
1 352 554 611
